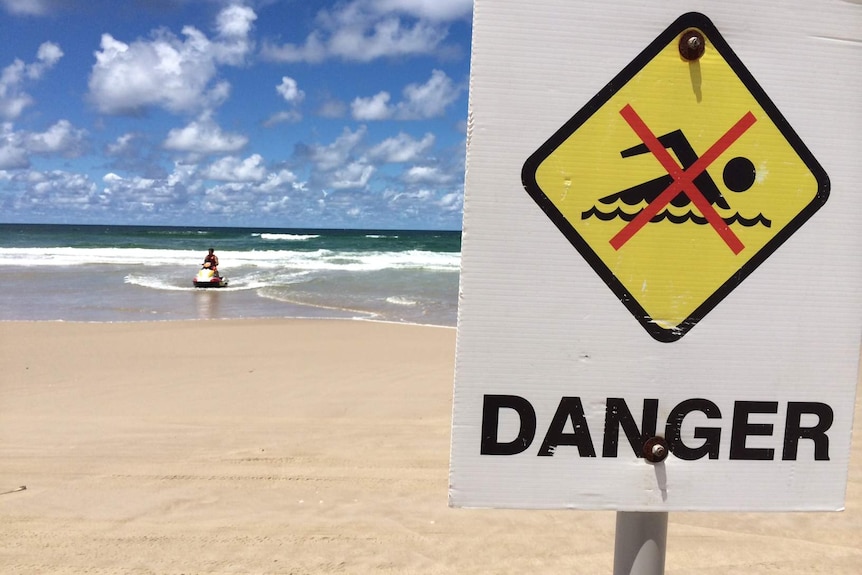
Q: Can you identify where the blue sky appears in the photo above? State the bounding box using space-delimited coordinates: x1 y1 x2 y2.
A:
0 0 472 229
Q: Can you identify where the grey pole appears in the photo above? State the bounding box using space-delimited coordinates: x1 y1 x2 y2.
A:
612 511 668 575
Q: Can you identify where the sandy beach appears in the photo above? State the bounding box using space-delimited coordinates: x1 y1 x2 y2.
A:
1 319 860 574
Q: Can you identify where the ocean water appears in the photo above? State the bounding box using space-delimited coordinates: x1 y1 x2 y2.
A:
0 224 461 326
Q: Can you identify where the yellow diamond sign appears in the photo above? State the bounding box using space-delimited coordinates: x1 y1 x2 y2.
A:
522 12 829 342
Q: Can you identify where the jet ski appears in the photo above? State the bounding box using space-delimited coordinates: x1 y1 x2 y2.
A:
193 264 228 288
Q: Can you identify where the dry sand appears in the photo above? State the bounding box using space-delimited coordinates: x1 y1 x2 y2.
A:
0 319 859 574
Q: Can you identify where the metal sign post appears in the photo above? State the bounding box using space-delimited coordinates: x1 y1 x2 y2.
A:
613 512 668 575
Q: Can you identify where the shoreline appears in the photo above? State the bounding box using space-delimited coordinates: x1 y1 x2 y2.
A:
1 319 859 573
0 315 458 330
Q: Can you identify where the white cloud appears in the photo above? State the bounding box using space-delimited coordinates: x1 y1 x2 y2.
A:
0 119 87 169
327 17 444 62
351 92 392 121
352 70 460 120
25 120 86 155
216 4 257 39
400 69 460 117
202 154 267 182
266 76 305 126
106 133 137 156
4 159 311 224
261 0 460 63
258 169 299 192
0 64 32 121
88 4 255 115
438 190 463 212
402 165 453 184
89 32 217 115
371 0 473 21
276 76 304 103
330 160 375 190
1 0 55 16
0 42 63 120
11 170 98 213
263 110 302 127
307 126 366 171
193 164 305 219
262 33 327 64
212 4 258 65
382 187 433 220
368 132 434 162
35 42 63 69
163 117 248 154
96 163 196 215
0 141 28 169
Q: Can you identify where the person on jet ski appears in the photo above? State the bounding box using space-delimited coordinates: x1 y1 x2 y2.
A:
203 248 219 275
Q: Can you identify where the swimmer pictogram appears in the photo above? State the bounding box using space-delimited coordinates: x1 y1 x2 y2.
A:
583 112 771 237
613 105 757 254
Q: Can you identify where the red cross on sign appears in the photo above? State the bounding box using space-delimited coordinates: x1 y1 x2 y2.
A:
609 104 756 255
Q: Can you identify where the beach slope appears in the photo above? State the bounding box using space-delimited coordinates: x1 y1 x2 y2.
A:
1 320 859 573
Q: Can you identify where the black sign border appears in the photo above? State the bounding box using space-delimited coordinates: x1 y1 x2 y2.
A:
521 11 830 343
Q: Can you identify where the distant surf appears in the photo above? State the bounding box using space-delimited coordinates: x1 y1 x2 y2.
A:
0 224 461 326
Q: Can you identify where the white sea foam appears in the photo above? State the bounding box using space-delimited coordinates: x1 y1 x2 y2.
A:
0 246 461 272
386 296 417 306
124 274 191 291
254 233 320 241
123 269 304 292
0 247 201 267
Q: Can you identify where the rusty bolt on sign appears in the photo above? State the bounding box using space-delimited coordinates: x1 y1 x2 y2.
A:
642 437 670 463
679 29 705 61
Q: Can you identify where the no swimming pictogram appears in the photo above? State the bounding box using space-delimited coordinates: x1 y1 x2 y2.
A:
608 104 755 255
583 115 768 235
521 12 829 342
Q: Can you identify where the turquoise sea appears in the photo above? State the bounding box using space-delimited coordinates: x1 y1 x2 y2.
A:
0 224 461 326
